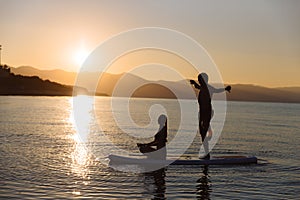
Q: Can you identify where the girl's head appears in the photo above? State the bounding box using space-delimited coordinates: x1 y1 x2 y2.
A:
158 114 167 126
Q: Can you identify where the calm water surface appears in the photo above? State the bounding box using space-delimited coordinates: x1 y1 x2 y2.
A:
0 96 299 199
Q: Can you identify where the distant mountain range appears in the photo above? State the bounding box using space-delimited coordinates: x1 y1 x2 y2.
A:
0 73 73 96
11 66 77 85
0 66 86 96
10 66 300 103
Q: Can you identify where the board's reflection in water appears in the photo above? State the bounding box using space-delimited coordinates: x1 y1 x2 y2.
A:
196 165 212 200
143 167 166 200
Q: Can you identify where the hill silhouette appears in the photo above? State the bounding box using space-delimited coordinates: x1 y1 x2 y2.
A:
0 66 87 96
11 66 77 85
9 66 300 103
133 84 177 99
226 84 300 103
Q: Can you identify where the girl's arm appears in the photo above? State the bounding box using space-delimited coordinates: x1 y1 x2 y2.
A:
146 140 159 146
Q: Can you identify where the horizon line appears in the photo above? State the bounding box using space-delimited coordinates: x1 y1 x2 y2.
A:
6 64 300 89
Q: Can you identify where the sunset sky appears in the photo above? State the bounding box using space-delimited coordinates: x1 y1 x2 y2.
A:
1 0 299 87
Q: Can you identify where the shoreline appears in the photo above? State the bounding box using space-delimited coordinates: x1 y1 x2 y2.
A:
1 94 299 104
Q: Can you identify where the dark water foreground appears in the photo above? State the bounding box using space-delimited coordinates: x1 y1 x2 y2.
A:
0 96 299 199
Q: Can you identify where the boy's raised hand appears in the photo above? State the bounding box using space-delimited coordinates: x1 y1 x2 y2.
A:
225 85 231 93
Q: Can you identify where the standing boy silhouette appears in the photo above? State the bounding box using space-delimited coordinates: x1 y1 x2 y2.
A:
190 73 231 159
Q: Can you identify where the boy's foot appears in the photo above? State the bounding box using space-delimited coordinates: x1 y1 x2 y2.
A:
199 153 210 160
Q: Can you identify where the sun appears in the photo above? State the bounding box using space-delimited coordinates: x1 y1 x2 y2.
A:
72 48 89 67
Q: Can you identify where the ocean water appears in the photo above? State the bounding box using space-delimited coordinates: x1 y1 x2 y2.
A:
0 96 299 199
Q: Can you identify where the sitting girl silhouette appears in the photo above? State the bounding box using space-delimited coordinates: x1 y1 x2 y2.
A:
137 114 167 160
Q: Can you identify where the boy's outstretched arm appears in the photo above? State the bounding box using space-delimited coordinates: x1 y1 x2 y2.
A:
210 85 231 93
225 85 231 92
190 80 201 89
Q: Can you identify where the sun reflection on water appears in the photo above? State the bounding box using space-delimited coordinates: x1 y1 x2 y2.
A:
67 96 95 186
70 134 90 180
70 95 94 143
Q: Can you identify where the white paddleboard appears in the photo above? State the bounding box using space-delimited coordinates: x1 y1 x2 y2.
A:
108 154 257 166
